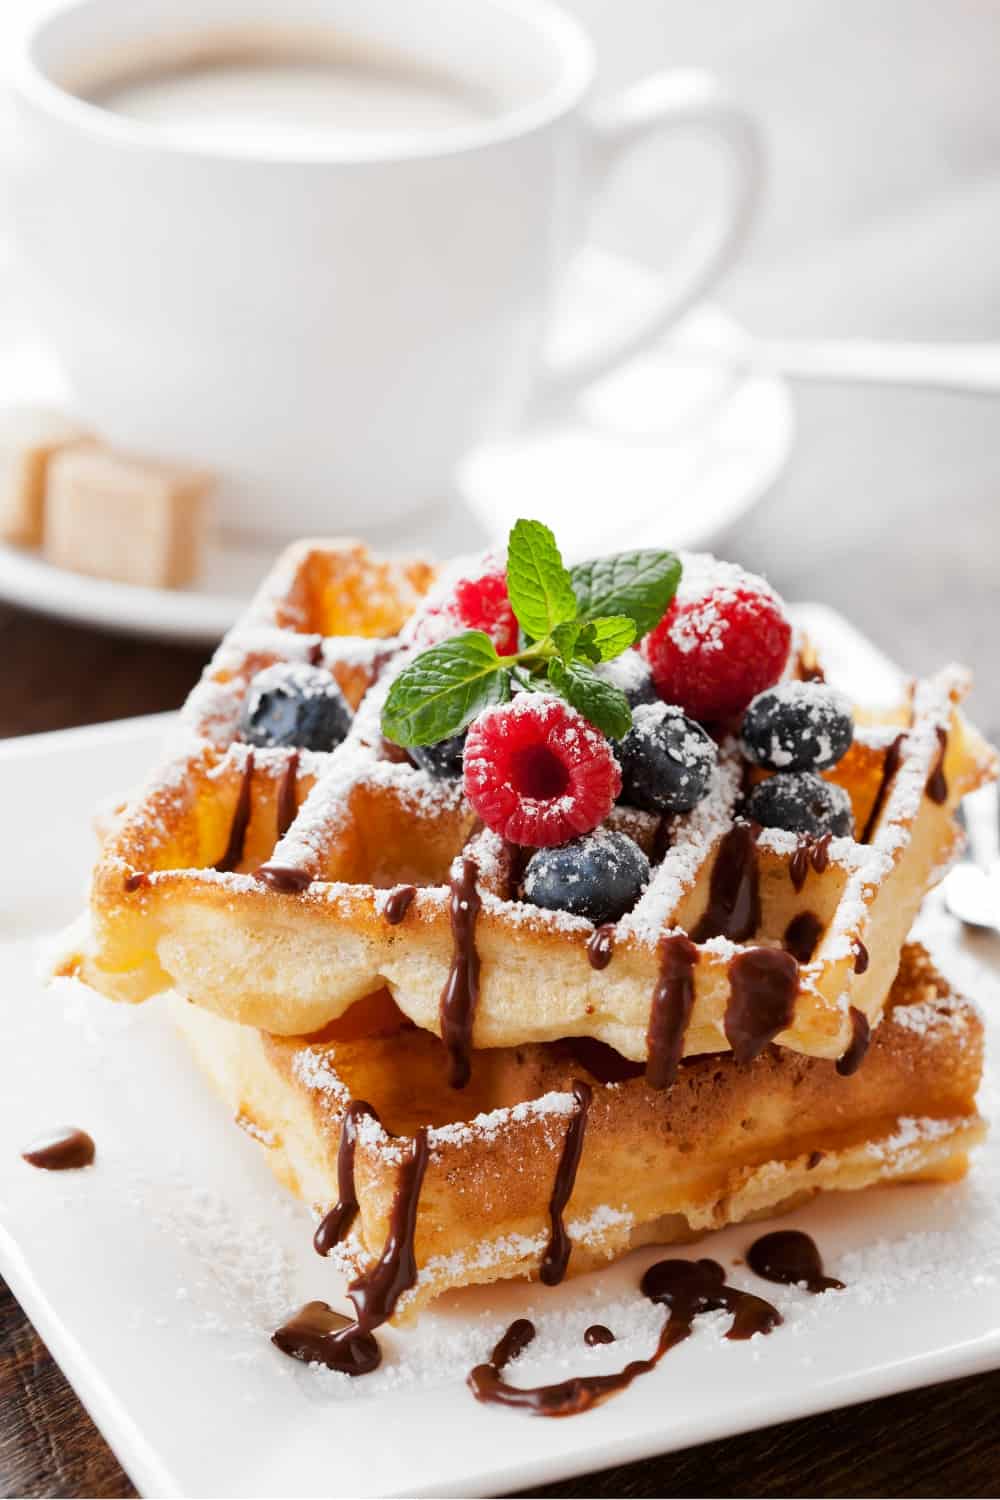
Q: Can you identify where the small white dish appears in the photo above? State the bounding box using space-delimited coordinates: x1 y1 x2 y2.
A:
0 249 793 645
1 610 997 1499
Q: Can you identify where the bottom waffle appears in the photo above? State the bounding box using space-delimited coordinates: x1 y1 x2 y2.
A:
173 944 984 1325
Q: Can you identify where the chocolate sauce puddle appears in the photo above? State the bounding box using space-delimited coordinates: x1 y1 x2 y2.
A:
313 1100 376 1255
468 1257 780 1416
691 824 760 943
440 857 481 1088
271 1300 379 1375
384 884 416 925
726 949 799 1063
646 934 698 1089
860 732 905 843
747 1230 844 1294
215 751 254 872
926 726 949 804
784 911 822 964
586 924 616 971
22 1127 95 1170
540 1080 592 1286
836 1005 871 1076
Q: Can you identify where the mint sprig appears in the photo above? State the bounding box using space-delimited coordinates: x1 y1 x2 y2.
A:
380 520 681 748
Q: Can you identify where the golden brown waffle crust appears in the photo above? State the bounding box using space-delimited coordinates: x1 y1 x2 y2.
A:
173 943 984 1323
66 538 997 1064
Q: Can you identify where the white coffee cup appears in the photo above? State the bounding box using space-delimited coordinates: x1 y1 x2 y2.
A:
7 0 762 539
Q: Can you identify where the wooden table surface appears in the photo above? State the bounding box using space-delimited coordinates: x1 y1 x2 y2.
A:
3 1 1000 1494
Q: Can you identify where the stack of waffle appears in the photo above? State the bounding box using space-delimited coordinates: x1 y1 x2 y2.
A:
61 541 996 1331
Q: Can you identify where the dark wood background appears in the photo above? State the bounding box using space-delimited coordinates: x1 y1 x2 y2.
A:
3 0 1000 1493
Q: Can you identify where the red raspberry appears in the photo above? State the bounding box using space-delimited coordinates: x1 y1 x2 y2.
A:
641 556 791 723
464 696 621 847
405 553 518 655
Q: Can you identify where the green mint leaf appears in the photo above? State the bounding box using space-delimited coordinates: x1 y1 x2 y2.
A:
587 615 636 661
551 620 581 660
506 518 579 642
511 665 549 693
570 550 682 640
547 658 632 740
573 622 602 665
381 631 509 746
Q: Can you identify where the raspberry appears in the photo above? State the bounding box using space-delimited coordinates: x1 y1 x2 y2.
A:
405 553 518 655
463 696 621 847
641 555 791 722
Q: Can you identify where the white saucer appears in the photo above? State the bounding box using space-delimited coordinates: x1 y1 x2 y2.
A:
0 250 793 645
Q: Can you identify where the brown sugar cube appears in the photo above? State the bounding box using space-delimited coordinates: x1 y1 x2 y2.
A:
0 406 91 545
44 446 213 589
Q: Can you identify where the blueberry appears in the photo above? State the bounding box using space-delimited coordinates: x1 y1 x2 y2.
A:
239 663 352 751
521 830 650 925
409 729 467 778
746 771 854 837
616 702 717 815
595 653 659 709
741 683 853 772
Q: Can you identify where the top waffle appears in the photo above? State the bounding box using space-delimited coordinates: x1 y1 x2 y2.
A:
66 538 996 1078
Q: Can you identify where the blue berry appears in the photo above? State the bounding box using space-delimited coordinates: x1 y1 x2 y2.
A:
239 663 351 751
595 653 659 709
741 683 853 772
617 703 717 815
521 830 650 925
746 771 853 837
409 730 467 778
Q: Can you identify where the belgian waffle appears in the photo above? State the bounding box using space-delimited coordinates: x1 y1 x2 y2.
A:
63 539 995 1080
173 943 984 1323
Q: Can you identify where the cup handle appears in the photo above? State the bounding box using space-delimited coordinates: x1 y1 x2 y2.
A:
536 69 763 407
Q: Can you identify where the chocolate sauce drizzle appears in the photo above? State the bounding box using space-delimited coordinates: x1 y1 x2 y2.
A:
926 726 949 804
853 939 869 975
836 1005 871 1077
215 751 254 872
784 911 823 964
540 1080 592 1286
123 872 148 892
271 1300 379 1376
255 862 313 892
646 934 698 1089
860 732 906 843
746 1230 844 1294
468 1257 780 1417
586 924 616 971
313 1100 376 1255
691 823 760 943
21 1127 95 1170
384 884 417 925
789 832 832 893
726 948 799 1063
585 1324 615 1346
275 749 300 839
440 857 481 1089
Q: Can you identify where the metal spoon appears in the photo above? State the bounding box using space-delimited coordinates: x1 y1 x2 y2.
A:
944 784 1000 932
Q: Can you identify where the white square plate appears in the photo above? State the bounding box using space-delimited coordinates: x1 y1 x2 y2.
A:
1 610 999 1499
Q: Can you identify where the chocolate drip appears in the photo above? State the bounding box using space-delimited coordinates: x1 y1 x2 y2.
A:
784 911 823 964
271 1300 380 1376
504 840 533 897
314 1100 376 1256
647 934 698 1089
540 1080 592 1286
691 824 760 943
860 732 906 843
853 939 869 974
348 1128 430 1331
384 884 416 925
215 752 254 872
276 750 300 839
255 862 313 892
307 639 325 667
584 1324 615 1346
806 1149 825 1170
926 726 949 804
747 1230 844 1294
789 832 833 892
468 1256 779 1417
123 872 148 892
836 1005 871 1076
586 924 616 971
21 1127 95 1170
561 1038 644 1085
726 948 799 1063
440 857 481 1089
